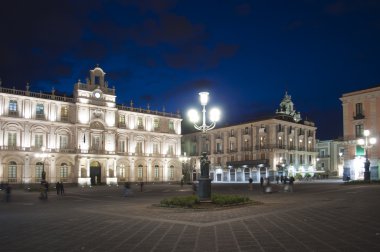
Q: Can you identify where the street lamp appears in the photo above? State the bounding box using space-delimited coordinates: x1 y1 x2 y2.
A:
188 92 220 201
35 146 49 182
357 130 377 182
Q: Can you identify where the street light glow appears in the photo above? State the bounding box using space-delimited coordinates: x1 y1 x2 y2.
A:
209 108 220 122
187 109 199 123
199 92 209 106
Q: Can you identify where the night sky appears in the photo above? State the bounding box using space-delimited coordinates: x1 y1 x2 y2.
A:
1 0 380 140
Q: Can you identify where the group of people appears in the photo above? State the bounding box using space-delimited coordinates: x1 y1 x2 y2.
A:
55 181 65 196
248 175 295 193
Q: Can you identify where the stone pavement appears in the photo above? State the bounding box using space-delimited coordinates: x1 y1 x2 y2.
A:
0 181 380 251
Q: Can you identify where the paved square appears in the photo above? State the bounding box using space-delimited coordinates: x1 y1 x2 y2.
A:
1 182 380 251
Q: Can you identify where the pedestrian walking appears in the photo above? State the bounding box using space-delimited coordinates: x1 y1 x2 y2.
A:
280 175 284 183
289 176 295 192
56 182 60 195
248 177 253 190
60 182 64 195
124 182 131 197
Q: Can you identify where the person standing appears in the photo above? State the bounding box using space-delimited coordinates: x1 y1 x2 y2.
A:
248 177 253 191
60 182 64 196
289 176 295 192
56 182 60 195
140 181 144 192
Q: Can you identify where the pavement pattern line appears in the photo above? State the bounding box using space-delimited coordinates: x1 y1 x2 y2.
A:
77 199 333 228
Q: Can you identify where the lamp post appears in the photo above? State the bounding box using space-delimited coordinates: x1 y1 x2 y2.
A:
357 130 377 182
188 92 220 201
35 146 49 182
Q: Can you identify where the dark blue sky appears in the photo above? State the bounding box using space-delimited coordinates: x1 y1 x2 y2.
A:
1 0 380 140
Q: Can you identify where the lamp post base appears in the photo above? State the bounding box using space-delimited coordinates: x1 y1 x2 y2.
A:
364 171 371 182
364 159 371 182
198 178 212 202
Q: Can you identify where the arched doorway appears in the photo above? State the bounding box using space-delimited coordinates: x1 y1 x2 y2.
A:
90 161 101 185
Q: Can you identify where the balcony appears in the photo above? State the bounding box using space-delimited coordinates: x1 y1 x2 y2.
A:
353 113 365 120
214 150 224 154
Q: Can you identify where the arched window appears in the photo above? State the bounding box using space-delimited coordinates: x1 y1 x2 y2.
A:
169 165 174 180
119 164 125 181
138 164 143 180
8 161 17 182
154 165 159 179
60 163 68 181
36 162 44 181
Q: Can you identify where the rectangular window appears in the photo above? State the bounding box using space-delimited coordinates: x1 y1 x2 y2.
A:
168 145 174 155
244 127 249 134
355 124 364 138
136 142 143 154
308 155 312 163
137 117 143 129
9 100 17 115
169 166 174 179
154 119 160 130
36 165 43 179
169 120 174 132
300 155 303 164
36 104 44 119
231 129 234 136
290 154 293 163
8 132 17 147
95 76 100 85
153 143 159 154
138 166 143 178
229 142 235 151
61 106 68 121
154 165 159 178
60 166 68 178
216 143 222 152
119 115 126 127
355 103 363 115
35 134 43 148
8 165 17 179
93 136 101 150
118 140 125 152
59 135 68 149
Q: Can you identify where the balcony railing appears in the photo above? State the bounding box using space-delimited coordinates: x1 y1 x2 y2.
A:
353 113 365 120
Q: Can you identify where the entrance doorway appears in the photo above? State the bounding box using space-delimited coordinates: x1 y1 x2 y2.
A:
90 161 101 185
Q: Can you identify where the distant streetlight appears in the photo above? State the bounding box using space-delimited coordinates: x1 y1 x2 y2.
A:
188 92 220 201
357 130 377 182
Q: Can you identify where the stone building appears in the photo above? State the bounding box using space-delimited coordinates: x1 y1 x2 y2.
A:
316 140 345 178
0 66 182 186
340 86 380 180
182 92 318 183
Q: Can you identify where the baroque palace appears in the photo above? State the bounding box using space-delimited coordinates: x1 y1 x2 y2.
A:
0 66 182 186
182 92 318 183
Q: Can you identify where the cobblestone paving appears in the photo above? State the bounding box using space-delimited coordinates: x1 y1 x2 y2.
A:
1 183 380 251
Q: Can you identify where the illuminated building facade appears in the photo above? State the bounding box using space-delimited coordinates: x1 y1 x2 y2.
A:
182 92 318 183
340 86 380 180
0 66 182 186
316 140 345 178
